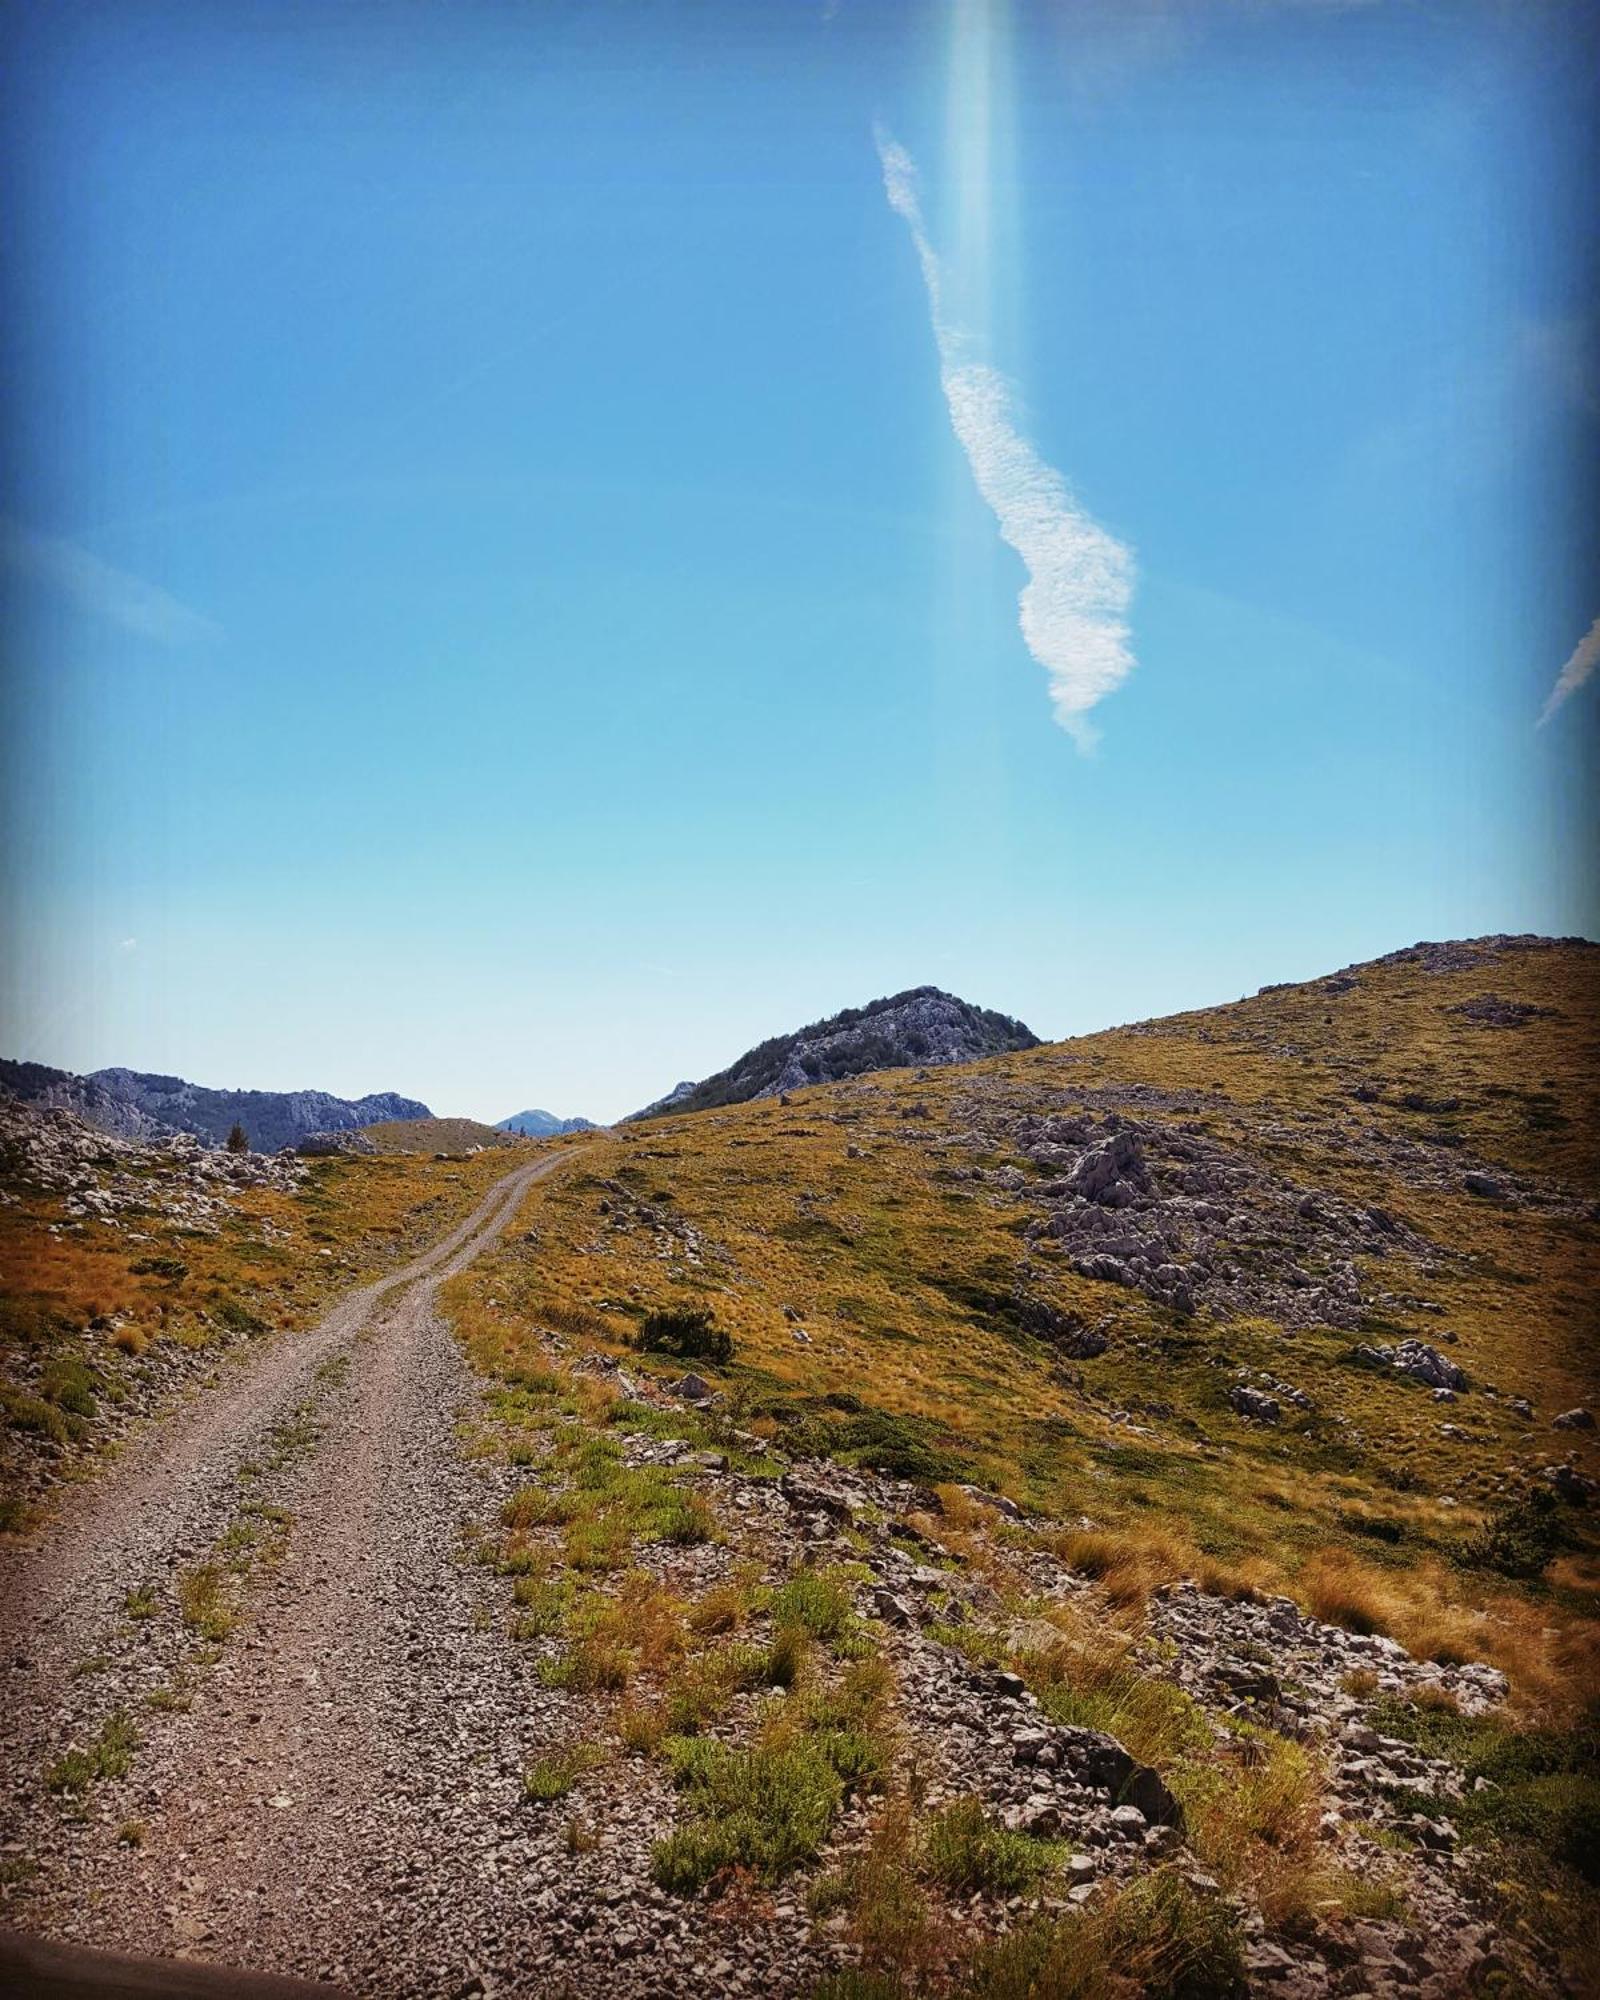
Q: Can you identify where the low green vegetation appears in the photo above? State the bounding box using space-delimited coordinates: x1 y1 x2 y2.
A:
523 1742 603 1803
638 1307 733 1365
649 1597 893 1894
1372 1695 1600 1883
962 1871 1248 2000
176 1561 236 1642
45 1709 139 1796
921 1798 1048 1898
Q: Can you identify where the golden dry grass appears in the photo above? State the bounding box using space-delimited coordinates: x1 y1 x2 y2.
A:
441 939 1598 1712
0 1143 526 1514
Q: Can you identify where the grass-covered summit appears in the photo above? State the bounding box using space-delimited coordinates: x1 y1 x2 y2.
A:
629 985 1040 1120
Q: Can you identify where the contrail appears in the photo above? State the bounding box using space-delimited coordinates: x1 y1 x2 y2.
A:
0 520 221 646
875 126 1135 748
1538 615 1600 725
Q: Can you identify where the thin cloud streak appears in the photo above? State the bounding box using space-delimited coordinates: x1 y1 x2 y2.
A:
0 521 222 646
874 125 1135 747
1539 616 1600 725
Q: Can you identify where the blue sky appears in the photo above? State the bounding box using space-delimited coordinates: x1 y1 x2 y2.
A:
3 0 1595 1124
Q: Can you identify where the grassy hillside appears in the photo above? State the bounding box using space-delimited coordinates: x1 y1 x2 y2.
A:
453 936 1599 1701
430 936 1598 1992
361 1116 528 1154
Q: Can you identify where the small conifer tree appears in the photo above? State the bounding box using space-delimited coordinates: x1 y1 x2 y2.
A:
226 1122 249 1154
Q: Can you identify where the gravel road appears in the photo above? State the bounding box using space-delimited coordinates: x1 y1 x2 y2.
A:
0 1152 582 1996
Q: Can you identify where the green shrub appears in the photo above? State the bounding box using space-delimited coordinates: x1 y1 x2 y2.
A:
45 1710 139 1795
209 1295 266 1337
638 1308 733 1365
510 1576 571 1637
132 1255 188 1280
40 1357 103 1416
2 1385 74 1443
922 1797 1046 1897
770 1568 852 1642
648 1489 716 1546
651 1734 846 1892
176 1562 235 1641
1456 1487 1566 1580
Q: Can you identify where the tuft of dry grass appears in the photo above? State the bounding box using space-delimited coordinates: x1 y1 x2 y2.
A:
176 1562 236 1643
617 1703 669 1756
686 1571 758 1637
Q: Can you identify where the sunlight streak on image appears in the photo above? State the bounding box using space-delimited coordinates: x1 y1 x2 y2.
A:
876 3 1135 749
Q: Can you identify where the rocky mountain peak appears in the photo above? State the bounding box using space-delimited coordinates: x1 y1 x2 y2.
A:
630 986 1039 1120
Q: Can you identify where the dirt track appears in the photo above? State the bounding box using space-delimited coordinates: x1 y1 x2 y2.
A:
0 1152 570 1995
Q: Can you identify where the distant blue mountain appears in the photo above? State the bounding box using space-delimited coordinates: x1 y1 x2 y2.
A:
495 1109 597 1138
0 1059 429 1151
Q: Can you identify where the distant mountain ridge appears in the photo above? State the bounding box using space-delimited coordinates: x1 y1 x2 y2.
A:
495 1109 598 1138
0 1059 430 1152
629 986 1040 1120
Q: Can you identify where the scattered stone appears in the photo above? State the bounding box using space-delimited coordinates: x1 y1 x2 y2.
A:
1229 1385 1281 1425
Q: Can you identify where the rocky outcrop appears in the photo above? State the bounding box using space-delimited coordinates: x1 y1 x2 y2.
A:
630 988 1038 1121
297 1130 378 1157
970 1103 1419 1331
1352 1339 1469 1392
0 1059 429 1152
0 1098 308 1228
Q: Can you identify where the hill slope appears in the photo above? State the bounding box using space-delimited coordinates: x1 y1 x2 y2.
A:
433 932 1599 1991
630 985 1039 1119
463 932 1598 1680
361 1117 524 1155
0 1060 429 1152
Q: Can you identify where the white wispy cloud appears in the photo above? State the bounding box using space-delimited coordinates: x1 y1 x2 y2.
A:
0 521 221 646
875 126 1135 747
1539 615 1600 727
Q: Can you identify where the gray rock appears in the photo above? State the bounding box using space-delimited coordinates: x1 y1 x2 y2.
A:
1011 1729 1051 1765
1392 1339 1469 1391
1211 1660 1280 1701
1229 1385 1281 1424
1543 1462 1596 1504
779 1474 854 1521
1552 1408 1594 1431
